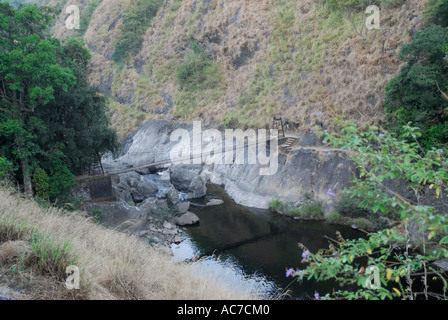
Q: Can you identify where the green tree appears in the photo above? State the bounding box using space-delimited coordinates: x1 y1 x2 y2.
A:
0 3 117 200
0 3 76 197
288 121 448 300
384 24 448 150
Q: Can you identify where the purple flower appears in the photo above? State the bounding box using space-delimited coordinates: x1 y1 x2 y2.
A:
286 268 295 278
314 291 320 300
302 249 310 260
316 112 323 117
444 55 448 61
310 129 315 134
327 188 336 198
379 133 384 138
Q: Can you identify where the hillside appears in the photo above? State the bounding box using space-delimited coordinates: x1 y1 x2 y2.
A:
35 0 427 138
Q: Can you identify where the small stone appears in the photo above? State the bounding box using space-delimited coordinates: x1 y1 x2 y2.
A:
206 199 224 206
163 221 173 230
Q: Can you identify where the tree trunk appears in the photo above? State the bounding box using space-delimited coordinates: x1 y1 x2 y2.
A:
20 155 33 199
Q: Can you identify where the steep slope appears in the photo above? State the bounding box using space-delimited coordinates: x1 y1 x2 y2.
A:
48 0 427 138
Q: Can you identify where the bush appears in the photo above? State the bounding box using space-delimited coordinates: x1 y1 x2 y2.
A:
269 199 284 211
327 211 342 223
176 41 220 90
334 193 369 218
33 167 50 200
112 0 163 63
0 157 13 181
301 201 324 218
424 0 448 27
384 24 448 150
352 217 371 230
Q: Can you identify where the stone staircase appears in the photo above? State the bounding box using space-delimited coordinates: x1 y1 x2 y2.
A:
279 136 299 153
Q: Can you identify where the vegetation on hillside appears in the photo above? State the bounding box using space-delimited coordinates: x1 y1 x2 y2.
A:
112 0 163 63
0 2 117 201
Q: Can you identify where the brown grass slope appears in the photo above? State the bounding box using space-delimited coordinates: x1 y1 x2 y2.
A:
51 0 427 138
0 188 261 300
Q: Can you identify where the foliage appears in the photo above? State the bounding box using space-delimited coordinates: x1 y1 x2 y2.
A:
0 3 117 200
176 41 214 89
76 0 102 37
30 230 78 280
32 167 50 200
384 24 448 150
269 199 284 211
288 121 448 300
0 157 13 181
327 211 342 223
424 0 448 27
324 0 404 10
112 0 163 63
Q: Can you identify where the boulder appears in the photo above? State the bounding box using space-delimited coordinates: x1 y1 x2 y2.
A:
112 172 158 204
175 201 190 214
175 211 200 226
167 185 180 205
132 179 158 203
170 165 202 191
186 176 207 199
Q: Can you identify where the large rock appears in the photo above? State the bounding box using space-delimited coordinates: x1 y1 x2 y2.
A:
175 212 200 226
166 185 180 205
186 176 207 199
132 178 158 203
112 172 158 203
175 201 190 214
169 165 202 191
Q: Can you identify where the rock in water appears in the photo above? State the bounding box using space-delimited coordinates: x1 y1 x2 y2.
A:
170 165 200 191
206 199 224 206
186 176 207 199
175 212 200 226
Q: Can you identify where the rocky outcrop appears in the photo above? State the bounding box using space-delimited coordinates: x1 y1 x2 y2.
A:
103 120 356 213
111 172 159 204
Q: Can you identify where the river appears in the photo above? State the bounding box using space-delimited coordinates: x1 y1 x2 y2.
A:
169 183 364 300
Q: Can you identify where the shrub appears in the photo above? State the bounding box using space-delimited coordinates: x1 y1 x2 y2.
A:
269 199 284 211
352 217 371 230
33 167 50 200
384 24 448 150
334 193 369 218
327 211 342 223
176 41 220 90
301 201 324 218
424 0 448 27
0 157 13 181
112 0 163 63
288 121 448 300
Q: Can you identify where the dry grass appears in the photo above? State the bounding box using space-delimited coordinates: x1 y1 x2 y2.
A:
48 0 429 138
0 188 262 300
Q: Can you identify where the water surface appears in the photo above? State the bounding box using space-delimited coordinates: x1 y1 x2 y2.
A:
172 183 364 299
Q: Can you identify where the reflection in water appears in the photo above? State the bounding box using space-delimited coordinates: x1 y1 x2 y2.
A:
173 183 364 299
